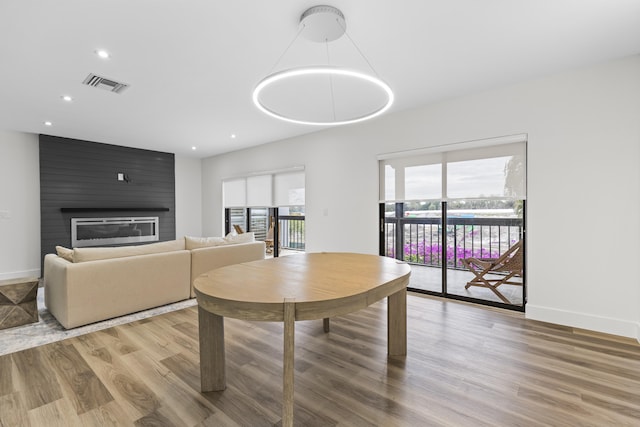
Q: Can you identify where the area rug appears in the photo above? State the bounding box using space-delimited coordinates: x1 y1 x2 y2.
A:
0 286 197 356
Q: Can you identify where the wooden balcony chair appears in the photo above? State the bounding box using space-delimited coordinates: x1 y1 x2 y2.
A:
461 240 523 304
265 217 275 254
264 217 281 254
233 224 245 234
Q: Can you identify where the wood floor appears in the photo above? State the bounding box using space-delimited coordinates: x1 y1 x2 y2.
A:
1 293 639 426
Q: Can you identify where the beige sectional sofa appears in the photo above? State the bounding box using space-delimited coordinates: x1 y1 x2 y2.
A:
44 236 265 329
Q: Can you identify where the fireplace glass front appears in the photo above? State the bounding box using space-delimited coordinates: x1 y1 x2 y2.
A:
71 217 159 247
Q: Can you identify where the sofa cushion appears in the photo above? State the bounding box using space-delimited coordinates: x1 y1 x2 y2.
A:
185 236 225 250
55 246 74 262
223 232 255 245
73 238 186 263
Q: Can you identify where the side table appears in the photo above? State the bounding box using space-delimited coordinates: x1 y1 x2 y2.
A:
0 277 39 330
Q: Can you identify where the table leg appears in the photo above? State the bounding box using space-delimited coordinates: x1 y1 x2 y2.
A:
283 298 295 427
198 306 226 392
387 288 407 356
323 317 330 333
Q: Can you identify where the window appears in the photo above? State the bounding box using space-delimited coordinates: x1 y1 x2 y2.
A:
222 169 305 209
223 168 306 257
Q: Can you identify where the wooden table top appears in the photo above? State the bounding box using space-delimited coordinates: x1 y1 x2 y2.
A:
194 252 411 321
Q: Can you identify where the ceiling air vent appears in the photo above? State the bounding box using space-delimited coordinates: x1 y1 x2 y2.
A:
82 73 129 94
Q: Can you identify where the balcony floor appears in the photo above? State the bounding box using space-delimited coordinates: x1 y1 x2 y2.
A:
409 264 524 306
265 248 303 259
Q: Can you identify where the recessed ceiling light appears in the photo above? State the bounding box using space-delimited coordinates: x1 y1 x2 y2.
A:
230 134 237 139
192 146 197 150
44 121 52 126
61 95 73 102
96 49 110 59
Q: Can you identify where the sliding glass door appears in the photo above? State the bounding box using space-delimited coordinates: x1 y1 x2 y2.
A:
379 136 526 311
381 200 524 310
446 200 524 306
382 201 444 294
224 206 305 258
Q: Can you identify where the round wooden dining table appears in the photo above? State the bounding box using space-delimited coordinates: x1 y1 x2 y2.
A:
194 252 411 427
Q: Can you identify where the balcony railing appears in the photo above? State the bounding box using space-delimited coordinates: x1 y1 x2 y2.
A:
279 215 305 251
226 209 305 252
384 216 522 269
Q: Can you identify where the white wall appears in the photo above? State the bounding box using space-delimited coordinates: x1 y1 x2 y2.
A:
175 155 202 238
202 55 640 340
0 131 40 280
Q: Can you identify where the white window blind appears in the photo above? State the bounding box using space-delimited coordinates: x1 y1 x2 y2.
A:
222 178 246 208
246 175 272 207
223 168 305 208
406 163 442 200
379 135 526 202
274 171 305 206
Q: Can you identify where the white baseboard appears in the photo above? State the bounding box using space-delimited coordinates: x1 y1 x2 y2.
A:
526 304 639 340
0 268 41 281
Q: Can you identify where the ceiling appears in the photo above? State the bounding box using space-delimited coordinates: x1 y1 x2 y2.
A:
1 1 639 158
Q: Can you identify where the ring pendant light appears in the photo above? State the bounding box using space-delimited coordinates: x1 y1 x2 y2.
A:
252 5 394 126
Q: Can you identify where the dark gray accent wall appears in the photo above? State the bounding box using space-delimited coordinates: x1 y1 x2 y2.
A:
39 134 176 265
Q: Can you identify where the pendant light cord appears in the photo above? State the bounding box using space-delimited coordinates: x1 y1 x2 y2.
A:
266 24 307 75
326 39 337 121
336 20 382 78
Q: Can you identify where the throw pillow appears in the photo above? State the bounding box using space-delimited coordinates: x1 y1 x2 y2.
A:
55 246 74 262
223 231 255 245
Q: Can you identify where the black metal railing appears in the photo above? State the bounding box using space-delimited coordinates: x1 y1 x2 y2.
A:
225 208 305 251
384 216 522 269
280 215 305 251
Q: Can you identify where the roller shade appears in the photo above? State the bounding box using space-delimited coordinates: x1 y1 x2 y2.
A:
274 171 305 206
379 135 526 202
246 175 272 207
222 178 246 208
223 168 305 208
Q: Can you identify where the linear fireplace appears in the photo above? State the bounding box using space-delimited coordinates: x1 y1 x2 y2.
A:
71 217 159 247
